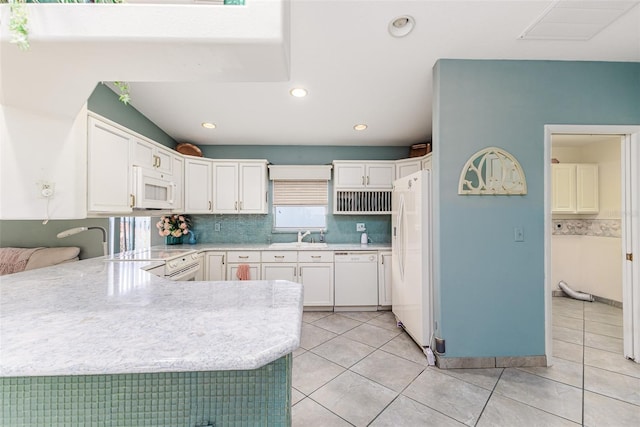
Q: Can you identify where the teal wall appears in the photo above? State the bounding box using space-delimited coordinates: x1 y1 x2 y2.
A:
433 60 640 358
0 218 109 260
87 83 177 148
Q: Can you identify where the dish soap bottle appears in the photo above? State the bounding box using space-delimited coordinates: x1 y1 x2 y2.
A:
188 231 197 245
360 231 368 246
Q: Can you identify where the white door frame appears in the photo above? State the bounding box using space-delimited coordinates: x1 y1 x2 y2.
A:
544 124 640 365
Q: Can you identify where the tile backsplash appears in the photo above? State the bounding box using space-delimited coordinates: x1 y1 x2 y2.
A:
552 219 621 238
190 213 391 245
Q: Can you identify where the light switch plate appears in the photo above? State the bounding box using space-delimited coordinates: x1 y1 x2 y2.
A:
514 226 524 242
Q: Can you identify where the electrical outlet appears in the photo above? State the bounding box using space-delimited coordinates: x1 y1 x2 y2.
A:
356 223 366 232
37 181 55 199
214 223 221 232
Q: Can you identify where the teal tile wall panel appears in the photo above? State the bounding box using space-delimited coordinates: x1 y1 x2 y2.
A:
1 355 291 427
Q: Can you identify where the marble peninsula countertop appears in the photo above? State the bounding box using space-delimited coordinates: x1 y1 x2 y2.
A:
0 257 303 377
173 243 392 252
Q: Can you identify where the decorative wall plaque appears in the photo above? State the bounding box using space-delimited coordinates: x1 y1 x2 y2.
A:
458 147 527 195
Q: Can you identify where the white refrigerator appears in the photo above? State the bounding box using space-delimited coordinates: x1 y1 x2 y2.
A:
392 169 433 348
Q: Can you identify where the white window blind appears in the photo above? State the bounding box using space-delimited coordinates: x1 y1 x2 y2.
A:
273 180 328 206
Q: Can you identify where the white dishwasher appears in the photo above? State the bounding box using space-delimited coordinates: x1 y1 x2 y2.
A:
334 252 378 309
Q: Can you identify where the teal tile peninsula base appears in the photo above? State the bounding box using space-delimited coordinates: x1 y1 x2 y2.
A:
1 354 291 426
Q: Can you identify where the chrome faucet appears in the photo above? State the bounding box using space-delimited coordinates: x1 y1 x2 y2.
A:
297 230 311 243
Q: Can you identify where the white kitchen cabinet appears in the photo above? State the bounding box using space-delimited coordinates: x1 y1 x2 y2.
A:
87 116 133 213
226 251 261 281
333 161 395 189
171 155 184 211
205 252 226 281
378 251 392 307
552 163 599 214
395 158 421 179
212 160 268 214
421 154 432 171
261 252 298 280
298 251 334 307
131 138 173 174
184 157 213 213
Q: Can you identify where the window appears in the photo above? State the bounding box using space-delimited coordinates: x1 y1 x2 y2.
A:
272 180 328 231
109 217 151 253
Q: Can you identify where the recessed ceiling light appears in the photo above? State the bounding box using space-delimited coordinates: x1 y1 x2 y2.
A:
201 122 216 129
353 124 368 131
389 15 415 38
290 88 308 98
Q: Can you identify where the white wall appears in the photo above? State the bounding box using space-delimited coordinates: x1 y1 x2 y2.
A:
551 138 622 302
0 104 87 219
552 235 622 301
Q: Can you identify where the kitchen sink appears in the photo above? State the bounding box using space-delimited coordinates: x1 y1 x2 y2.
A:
269 242 328 249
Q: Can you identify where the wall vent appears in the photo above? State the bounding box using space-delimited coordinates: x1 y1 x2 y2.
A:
334 190 392 215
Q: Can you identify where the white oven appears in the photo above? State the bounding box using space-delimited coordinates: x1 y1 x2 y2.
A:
164 252 203 281
109 248 203 282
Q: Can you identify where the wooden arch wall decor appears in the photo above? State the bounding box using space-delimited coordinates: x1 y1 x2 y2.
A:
458 147 527 195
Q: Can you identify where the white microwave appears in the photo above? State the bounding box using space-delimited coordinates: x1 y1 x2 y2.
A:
132 166 175 209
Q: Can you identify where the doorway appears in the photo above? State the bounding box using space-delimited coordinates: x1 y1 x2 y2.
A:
544 125 640 365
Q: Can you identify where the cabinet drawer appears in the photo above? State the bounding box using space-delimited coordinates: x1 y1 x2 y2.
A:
262 251 298 263
298 251 333 263
227 251 261 263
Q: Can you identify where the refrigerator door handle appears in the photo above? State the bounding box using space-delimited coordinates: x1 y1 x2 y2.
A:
397 195 406 281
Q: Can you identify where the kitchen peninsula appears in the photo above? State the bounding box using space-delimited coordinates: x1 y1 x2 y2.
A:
0 257 303 426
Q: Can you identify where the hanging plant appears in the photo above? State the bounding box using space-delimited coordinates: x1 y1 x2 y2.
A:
3 0 130 104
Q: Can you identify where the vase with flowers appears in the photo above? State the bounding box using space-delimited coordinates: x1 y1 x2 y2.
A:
156 214 192 245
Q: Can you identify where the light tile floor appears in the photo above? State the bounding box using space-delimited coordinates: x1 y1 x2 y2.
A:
292 298 640 426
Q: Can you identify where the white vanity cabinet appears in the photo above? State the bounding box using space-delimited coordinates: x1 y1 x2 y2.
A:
184 157 213 213
552 163 599 214
378 251 392 307
131 138 173 174
212 160 268 214
261 252 298 283
205 251 226 281
87 116 133 214
226 251 261 281
333 161 395 189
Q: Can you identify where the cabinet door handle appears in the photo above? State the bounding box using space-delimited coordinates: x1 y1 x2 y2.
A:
235 201 238 211
208 201 212 210
311 256 321 259
274 256 285 259
299 267 302 277
239 201 243 210
222 255 225 264
130 194 135 208
238 256 249 259
362 176 365 185
367 176 370 185
157 156 161 168
381 255 385 265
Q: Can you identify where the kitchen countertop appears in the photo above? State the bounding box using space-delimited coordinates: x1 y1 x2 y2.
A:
168 243 392 252
0 257 303 377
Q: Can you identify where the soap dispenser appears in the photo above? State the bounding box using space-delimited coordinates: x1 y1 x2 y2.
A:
360 229 368 246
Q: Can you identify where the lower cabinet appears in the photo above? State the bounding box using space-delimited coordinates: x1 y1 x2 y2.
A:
298 251 334 307
226 251 261 281
378 251 392 307
205 252 226 281
261 251 334 307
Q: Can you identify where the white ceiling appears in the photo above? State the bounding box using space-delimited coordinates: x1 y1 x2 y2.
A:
3 1 640 148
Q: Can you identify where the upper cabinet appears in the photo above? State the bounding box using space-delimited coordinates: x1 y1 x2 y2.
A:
87 116 133 214
184 157 213 213
212 160 268 214
395 158 421 179
333 161 395 189
131 138 173 174
552 163 599 214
